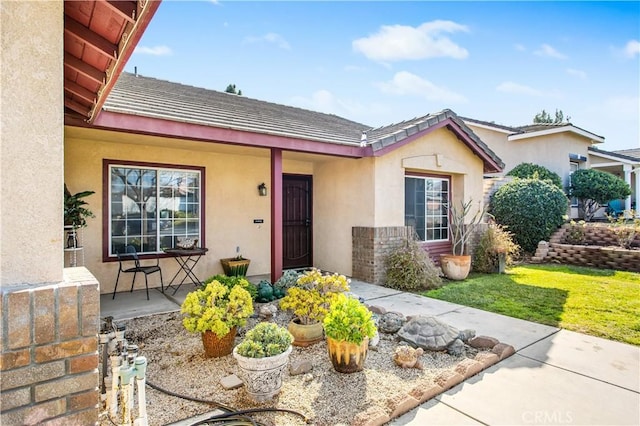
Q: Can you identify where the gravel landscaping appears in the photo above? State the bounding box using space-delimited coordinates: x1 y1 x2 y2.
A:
98 305 506 426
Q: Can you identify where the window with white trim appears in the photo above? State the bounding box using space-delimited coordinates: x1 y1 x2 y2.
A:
405 175 450 241
107 161 203 256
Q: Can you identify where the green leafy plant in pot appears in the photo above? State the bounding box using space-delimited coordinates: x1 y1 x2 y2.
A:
233 322 293 402
323 293 377 373
64 184 95 248
180 280 254 358
278 268 350 347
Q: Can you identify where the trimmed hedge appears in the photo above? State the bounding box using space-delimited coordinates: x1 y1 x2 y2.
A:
491 178 568 253
506 163 563 189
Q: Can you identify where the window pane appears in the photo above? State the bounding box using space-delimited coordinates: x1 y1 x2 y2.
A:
404 175 450 242
109 164 202 256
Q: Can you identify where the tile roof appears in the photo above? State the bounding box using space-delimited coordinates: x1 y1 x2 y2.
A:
459 116 522 134
612 148 640 160
516 122 604 140
104 72 371 146
103 73 503 171
589 146 640 162
366 109 504 170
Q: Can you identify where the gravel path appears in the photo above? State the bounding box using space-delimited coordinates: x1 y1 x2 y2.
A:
99 307 481 426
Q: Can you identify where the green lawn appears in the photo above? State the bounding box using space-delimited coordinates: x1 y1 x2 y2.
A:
424 264 640 346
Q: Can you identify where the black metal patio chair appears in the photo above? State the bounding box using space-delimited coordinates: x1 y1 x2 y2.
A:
113 245 163 300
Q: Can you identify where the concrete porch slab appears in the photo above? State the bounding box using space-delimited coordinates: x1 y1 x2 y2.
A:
392 398 482 425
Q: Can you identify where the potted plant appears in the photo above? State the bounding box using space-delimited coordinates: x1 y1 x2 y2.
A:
64 184 95 248
323 293 377 373
180 280 254 358
278 268 350 347
220 248 251 276
440 199 485 280
233 322 293 402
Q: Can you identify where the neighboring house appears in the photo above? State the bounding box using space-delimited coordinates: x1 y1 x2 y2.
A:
65 72 504 295
462 117 606 218
588 147 640 217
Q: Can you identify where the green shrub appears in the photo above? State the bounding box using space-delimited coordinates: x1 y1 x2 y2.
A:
568 169 632 222
473 221 520 273
607 212 640 249
564 220 586 245
506 163 562 189
204 274 258 300
384 238 442 291
491 178 568 253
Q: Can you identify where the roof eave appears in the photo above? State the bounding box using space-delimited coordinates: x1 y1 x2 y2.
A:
509 125 605 143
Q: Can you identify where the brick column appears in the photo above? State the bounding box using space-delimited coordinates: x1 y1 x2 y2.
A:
352 226 412 285
1 268 100 425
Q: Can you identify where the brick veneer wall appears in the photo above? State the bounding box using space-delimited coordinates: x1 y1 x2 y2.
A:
352 226 413 285
1 268 100 425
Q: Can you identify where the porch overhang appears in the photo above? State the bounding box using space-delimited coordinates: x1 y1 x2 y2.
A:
87 110 368 158
63 0 161 123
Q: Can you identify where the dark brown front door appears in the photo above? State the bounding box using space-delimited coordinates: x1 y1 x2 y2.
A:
283 175 312 269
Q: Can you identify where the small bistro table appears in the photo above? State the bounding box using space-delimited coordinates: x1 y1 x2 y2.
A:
163 247 209 295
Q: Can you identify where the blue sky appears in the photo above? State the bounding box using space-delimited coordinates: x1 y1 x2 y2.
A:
127 1 640 151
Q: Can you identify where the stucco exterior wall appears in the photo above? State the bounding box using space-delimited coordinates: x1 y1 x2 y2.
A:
374 128 486 224
1 0 64 286
65 130 277 294
313 157 375 275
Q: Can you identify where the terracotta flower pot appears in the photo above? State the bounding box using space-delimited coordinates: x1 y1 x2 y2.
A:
440 254 471 280
201 327 236 358
326 336 369 373
288 319 324 347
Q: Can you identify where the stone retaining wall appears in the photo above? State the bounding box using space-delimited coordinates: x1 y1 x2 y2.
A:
1 268 100 425
536 222 640 272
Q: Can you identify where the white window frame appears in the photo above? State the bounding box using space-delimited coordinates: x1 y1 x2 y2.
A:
405 175 450 242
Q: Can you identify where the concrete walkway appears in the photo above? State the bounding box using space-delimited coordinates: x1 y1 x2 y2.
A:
101 278 640 426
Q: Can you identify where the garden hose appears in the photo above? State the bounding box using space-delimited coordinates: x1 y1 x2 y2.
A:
145 380 310 425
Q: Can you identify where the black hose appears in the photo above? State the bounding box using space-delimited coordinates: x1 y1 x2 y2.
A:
145 379 236 412
188 407 310 425
145 379 310 425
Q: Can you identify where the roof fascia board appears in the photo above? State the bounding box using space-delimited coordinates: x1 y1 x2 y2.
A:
589 149 640 165
509 126 605 143
90 110 366 158
463 120 514 135
372 118 502 173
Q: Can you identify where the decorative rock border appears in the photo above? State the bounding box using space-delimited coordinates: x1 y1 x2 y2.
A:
351 324 516 426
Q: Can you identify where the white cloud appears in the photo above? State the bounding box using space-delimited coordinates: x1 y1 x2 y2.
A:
534 43 567 59
244 33 291 50
290 90 367 118
623 39 640 58
375 71 467 103
566 68 588 81
514 43 526 52
496 81 544 97
353 20 469 61
134 45 172 56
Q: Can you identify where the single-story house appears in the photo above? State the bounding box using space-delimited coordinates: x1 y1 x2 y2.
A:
65 72 504 295
461 117 640 218
588 147 640 216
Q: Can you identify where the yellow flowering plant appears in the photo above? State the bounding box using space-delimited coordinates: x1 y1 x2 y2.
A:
278 268 350 325
181 280 254 337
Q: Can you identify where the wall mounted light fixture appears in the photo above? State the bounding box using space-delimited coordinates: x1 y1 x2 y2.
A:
258 183 267 196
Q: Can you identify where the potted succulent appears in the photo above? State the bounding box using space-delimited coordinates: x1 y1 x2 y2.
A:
233 322 294 402
220 248 251 276
440 199 486 280
180 280 254 358
279 268 350 347
323 293 377 373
